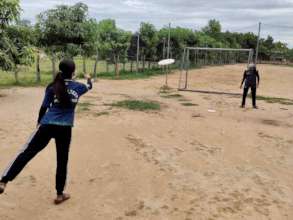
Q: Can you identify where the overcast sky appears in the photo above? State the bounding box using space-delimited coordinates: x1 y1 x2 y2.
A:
20 0 293 47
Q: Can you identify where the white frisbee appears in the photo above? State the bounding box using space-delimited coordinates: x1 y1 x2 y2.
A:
208 109 216 113
158 59 175 66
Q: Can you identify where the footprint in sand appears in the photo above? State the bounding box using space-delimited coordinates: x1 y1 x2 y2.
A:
190 140 222 156
124 200 145 217
126 135 176 173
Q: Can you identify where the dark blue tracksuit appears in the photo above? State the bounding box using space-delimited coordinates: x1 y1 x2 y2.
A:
1 79 92 195
241 70 260 107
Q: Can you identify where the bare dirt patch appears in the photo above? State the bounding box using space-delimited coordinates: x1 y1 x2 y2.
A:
0 64 292 220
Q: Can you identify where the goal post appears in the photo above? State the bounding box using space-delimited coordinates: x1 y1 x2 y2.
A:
178 47 254 90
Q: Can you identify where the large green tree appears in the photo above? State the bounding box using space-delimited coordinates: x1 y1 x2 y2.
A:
5 24 35 83
0 0 21 71
139 22 159 70
97 19 131 77
35 2 89 77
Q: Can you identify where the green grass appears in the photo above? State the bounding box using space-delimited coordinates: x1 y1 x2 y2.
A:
178 98 191 102
77 102 95 112
98 68 164 80
107 100 161 111
0 56 165 87
255 95 293 105
161 94 183 99
159 85 173 94
181 102 198 106
94 111 110 117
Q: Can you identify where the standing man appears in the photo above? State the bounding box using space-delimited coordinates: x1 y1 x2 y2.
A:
240 63 260 109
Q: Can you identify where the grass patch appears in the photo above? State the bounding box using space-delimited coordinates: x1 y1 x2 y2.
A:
159 85 173 94
0 70 53 88
77 102 95 112
178 98 190 102
161 94 183 99
253 95 293 105
94 111 110 117
107 99 160 111
98 68 165 80
181 102 198 106
0 57 171 88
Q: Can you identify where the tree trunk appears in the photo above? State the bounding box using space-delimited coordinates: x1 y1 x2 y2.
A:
115 55 120 78
93 51 99 81
83 56 87 76
122 62 125 72
36 50 41 83
51 54 56 79
142 55 145 72
14 68 19 84
130 60 133 72
136 58 139 73
106 60 109 73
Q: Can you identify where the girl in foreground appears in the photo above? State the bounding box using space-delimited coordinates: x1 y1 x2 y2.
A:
0 59 92 204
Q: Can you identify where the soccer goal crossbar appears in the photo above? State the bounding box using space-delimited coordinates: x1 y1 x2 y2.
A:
185 47 253 52
178 47 254 90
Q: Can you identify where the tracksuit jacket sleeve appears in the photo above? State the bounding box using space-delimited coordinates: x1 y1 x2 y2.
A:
37 86 54 124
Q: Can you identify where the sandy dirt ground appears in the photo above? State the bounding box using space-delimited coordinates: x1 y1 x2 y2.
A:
0 64 293 220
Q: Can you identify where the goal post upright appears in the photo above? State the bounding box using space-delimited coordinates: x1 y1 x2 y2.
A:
178 47 254 90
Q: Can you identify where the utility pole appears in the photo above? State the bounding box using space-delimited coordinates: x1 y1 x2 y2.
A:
136 33 140 72
167 23 171 59
162 37 166 59
255 22 261 65
165 23 171 86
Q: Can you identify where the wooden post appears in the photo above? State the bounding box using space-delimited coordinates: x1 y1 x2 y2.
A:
36 49 41 83
51 53 56 79
82 56 87 75
136 34 140 72
93 50 99 81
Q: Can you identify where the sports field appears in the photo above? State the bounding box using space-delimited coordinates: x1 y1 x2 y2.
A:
0 64 292 220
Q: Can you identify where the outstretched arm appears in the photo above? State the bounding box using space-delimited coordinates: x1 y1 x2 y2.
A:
77 74 93 96
37 86 53 125
85 74 93 90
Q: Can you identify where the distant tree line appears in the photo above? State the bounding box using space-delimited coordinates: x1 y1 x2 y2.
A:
1 1 293 83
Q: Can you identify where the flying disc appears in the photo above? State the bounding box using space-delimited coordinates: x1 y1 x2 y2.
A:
158 59 175 66
208 109 216 113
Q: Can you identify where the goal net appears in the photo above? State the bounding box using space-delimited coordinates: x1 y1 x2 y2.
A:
178 47 254 90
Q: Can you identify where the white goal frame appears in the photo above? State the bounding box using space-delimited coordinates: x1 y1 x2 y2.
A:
178 47 254 90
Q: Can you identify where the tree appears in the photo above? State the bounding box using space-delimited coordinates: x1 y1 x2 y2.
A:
139 22 159 70
202 19 221 39
0 0 21 71
157 26 197 61
5 24 35 83
0 0 20 29
81 19 99 77
35 2 89 78
97 19 131 77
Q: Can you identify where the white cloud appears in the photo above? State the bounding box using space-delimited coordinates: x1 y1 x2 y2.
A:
20 0 293 47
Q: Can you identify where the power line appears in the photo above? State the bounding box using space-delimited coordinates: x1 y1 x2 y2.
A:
262 23 293 29
229 24 258 33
